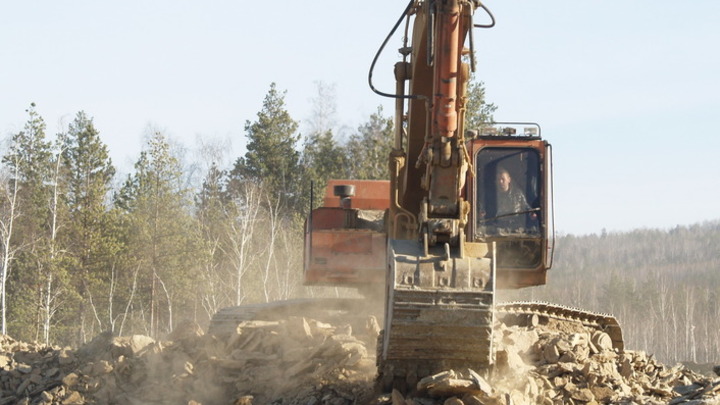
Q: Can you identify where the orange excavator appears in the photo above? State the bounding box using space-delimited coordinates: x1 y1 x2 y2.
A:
212 0 623 394
302 0 623 392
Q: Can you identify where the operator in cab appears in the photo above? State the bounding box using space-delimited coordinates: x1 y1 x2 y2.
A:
495 167 530 219
476 162 540 237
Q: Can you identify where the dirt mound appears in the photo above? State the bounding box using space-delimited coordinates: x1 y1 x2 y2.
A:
1 315 719 405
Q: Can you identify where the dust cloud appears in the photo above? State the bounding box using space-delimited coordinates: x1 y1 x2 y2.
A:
0 300 382 404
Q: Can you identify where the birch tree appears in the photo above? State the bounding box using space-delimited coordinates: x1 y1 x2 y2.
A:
260 195 281 303
0 162 20 335
226 180 262 305
1 103 53 340
39 143 70 344
195 163 230 316
116 131 202 337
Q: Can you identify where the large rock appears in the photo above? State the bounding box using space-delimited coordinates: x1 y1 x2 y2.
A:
110 335 155 358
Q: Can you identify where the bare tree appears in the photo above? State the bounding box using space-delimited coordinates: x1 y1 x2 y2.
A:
654 272 670 361
118 265 141 337
154 269 173 333
40 146 68 344
106 264 119 332
306 81 338 137
199 237 224 319
274 223 301 300
226 181 263 305
684 285 697 362
669 293 678 362
260 195 282 303
0 163 20 335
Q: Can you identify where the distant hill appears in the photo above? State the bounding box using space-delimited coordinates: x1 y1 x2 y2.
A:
499 220 720 365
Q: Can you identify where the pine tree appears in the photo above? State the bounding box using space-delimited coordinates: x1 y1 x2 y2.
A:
345 106 394 180
58 111 119 343
300 130 348 209
229 83 300 211
464 79 497 131
196 163 228 229
1 103 53 233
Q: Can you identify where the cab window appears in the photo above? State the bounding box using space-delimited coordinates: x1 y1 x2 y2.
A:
475 148 541 237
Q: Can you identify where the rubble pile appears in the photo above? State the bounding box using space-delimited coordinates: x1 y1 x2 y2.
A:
1 315 719 405
0 317 378 405
382 322 720 405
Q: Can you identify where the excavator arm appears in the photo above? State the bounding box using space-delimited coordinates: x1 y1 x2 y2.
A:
378 0 498 391
387 0 477 246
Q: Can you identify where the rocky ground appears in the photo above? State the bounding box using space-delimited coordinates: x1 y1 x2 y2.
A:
384 320 720 405
1 312 719 405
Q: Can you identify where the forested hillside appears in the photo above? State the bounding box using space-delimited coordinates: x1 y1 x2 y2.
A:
501 222 720 366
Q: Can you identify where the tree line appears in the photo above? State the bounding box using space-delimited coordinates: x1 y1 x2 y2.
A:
2 81 715 367
502 222 720 366
0 80 495 346
3 80 716 368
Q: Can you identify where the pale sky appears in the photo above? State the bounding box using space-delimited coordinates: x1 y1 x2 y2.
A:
1 1 719 235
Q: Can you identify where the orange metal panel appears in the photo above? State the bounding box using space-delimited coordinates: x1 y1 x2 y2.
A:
322 179 390 210
310 207 346 230
305 229 386 286
332 232 372 254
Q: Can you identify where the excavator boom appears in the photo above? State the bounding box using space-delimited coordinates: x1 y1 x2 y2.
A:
378 0 498 389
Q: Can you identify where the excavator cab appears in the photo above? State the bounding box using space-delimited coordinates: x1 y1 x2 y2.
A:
468 123 555 288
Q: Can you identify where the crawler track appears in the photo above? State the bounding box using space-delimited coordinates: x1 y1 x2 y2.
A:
376 301 624 393
497 301 624 350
